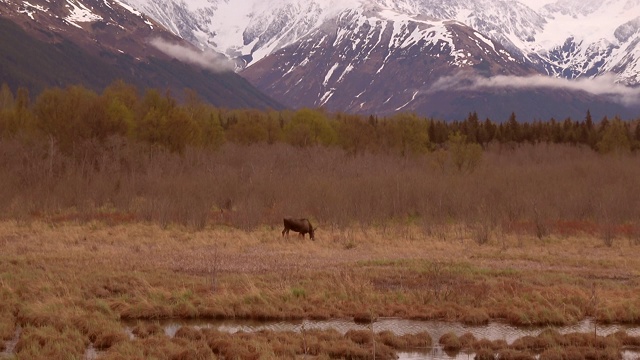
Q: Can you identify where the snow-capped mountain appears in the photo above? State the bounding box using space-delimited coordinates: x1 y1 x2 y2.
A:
0 0 281 109
532 0 640 85
118 0 639 120
120 0 640 85
242 8 538 116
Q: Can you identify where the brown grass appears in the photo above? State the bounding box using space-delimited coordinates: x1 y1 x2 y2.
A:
439 332 462 351
1 144 640 358
14 325 87 360
2 141 640 237
435 330 640 360
131 322 165 339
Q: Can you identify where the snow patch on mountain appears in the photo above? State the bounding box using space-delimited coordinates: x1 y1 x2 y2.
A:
118 0 640 85
112 0 143 17
64 0 103 28
18 1 48 19
522 0 640 83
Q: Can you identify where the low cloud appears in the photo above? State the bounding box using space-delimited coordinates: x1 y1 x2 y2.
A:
150 38 234 73
426 73 640 107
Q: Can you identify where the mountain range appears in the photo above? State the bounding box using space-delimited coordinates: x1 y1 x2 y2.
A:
1 0 639 120
120 0 640 121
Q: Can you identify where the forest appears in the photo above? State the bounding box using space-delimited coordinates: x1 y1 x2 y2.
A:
1 80 639 157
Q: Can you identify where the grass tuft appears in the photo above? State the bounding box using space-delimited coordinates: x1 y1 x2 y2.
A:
131 322 164 339
439 332 462 351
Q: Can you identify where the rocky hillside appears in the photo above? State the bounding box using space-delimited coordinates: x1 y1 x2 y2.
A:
0 0 281 109
118 0 640 120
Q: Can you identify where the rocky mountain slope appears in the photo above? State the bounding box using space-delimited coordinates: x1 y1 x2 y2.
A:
119 0 640 85
119 0 640 120
0 0 281 109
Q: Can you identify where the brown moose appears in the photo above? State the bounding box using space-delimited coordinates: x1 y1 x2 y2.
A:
282 218 315 240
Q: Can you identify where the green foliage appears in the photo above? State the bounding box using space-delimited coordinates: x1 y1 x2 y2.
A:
264 110 285 144
448 132 483 174
163 107 196 154
101 80 138 139
336 112 376 155
379 113 430 156
104 97 135 138
395 112 430 156
284 108 337 147
226 110 270 145
135 89 198 153
2 80 638 158
33 86 98 153
198 111 226 149
597 118 631 154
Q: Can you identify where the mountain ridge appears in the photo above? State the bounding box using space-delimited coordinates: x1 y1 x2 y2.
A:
120 0 640 84
118 0 640 120
0 0 282 110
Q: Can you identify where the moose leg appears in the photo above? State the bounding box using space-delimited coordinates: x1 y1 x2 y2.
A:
282 228 289 237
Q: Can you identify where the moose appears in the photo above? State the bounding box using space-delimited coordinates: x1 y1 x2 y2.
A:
282 217 315 240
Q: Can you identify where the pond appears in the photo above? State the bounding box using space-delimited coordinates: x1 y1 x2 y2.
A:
124 317 640 360
129 317 640 343
4 318 639 359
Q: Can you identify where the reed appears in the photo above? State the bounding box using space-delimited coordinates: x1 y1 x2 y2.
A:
14 325 87 360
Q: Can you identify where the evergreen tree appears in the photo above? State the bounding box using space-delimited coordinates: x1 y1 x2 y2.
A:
597 117 631 154
482 118 496 144
464 111 480 143
579 111 598 149
504 112 519 143
633 121 640 151
585 110 594 130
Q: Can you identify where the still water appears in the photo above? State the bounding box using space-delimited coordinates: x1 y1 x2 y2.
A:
147 317 640 342
125 317 640 360
4 317 639 359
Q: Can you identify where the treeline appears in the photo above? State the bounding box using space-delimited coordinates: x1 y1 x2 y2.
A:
1 80 639 155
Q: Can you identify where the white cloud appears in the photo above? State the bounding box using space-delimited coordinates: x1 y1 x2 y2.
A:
426 72 640 107
150 38 234 73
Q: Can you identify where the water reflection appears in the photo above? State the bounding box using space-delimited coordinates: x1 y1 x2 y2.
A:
143 317 640 344
397 345 475 360
397 350 640 360
120 318 640 360
0 326 20 359
398 350 640 360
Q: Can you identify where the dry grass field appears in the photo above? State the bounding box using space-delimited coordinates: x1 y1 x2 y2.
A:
1 141 640 358
1 219 639 359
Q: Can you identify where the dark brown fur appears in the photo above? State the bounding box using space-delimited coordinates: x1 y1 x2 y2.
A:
282 218 315 240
